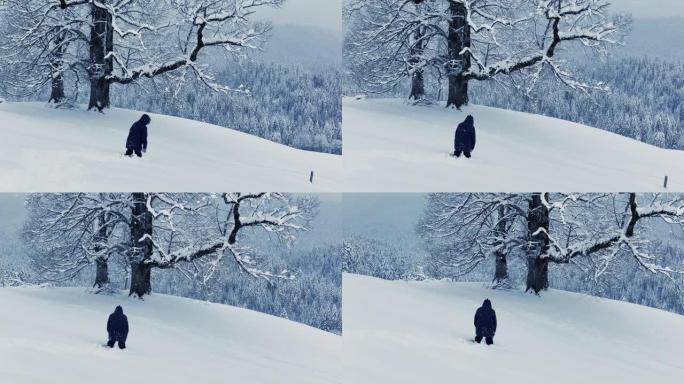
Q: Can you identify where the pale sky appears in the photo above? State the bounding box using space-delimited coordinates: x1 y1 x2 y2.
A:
258 0 342 34
611 0 684 18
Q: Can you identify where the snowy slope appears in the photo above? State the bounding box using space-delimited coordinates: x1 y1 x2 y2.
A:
343 98 684 191
0 103 341 191
0 287 340 384
343 273 684 384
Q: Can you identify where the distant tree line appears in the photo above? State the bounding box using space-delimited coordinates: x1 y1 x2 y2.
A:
112 62 342 154
472 56 684 150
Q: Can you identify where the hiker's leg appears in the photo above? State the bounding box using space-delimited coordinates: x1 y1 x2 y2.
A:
107 339 115 348
135 150 142 158
118 340 126 349
474 335 483 343
125 149 133 157
464 151 471 158
485 336 494 345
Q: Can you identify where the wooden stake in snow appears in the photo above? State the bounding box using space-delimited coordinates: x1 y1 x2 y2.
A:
309 171 314 183
664 175 668 189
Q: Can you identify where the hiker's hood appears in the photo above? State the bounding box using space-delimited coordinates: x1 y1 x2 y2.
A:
140 114 151 125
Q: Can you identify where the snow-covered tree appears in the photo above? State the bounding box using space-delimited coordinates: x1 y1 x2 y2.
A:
418 193 684 294
1 0 283 110
0 0 89 105
127 192 316 297
24 193 130 291
540 193 684 282
346 0 629 108
345 0 444 101
418 193 529 287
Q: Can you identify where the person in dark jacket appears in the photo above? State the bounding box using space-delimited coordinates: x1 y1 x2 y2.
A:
125 114 151 157
453 115 476 158
107 305 129 349
474 298 496 345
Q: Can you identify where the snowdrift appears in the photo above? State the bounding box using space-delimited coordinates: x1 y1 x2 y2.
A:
343 98 684 191
343 273 684 384
0 103 341 191
0 287 340 384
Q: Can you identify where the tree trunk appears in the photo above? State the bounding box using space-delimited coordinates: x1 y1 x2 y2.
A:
129 261 152 298
129 192 153 297
88 1 113 111
48 31 67 104
526 193 550 294
493 206 509 286
94 258 109 289
447 74 468 109
446 2 471 109
408 25 426 101
409 69 425 101
92 211 110 290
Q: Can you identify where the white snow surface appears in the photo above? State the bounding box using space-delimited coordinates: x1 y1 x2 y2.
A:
343 273 684 384
0 287 340 384
343 98 684 191
0 103 341 191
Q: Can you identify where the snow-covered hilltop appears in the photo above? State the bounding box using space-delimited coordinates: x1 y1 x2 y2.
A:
343 98 684 192
343 274 684 384
0 103 341 192
0 287 341 384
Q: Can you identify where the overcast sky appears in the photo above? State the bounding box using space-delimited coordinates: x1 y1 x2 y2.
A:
258 0 342 34
611 0 684 18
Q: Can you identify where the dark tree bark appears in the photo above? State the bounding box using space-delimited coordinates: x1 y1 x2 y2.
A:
48 31 67 104
493 205 509 285
129 192 153 297
408 25 426 101
409 68 426 101
94 258 109 288
526 193 550 294
446 2 470 109
87 1 113 111
92 212 110 289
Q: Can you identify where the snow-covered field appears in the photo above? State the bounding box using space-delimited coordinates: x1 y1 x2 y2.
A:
343 273 684 384
0 287 341 384
343 98 684 191
0 103 341 191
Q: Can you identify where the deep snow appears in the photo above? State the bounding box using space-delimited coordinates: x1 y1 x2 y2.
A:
0 102 341 191
343 273 684 384
0 287 340 384
343 98 684 191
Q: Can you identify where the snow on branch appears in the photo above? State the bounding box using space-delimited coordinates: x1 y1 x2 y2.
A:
542 193 684 281
142 192 313 283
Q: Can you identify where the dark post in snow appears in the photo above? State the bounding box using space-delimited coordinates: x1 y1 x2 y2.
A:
310 171 314 183
664 175 668 189
525 193 550 294
129 192 153 297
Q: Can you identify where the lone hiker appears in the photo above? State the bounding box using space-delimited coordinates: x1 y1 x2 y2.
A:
453 115 476 158
107 305 129 349
125 114 150 157
474 298 496 345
